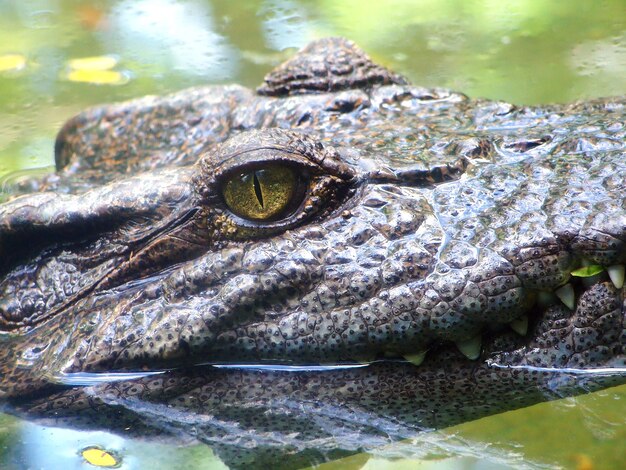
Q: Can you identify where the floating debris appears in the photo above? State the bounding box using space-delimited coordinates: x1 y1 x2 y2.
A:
65 55 129 85
81 446 120 468
0 54 26 72
68 55 118 71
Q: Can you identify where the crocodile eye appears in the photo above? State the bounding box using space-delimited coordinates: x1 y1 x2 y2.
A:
222 165 300 221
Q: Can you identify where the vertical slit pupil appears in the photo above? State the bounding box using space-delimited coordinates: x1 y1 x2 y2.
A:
253 171 264 208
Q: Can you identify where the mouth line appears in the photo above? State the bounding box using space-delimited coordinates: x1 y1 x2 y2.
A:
391 263 625 370
485 363 626 375
42 261 626 389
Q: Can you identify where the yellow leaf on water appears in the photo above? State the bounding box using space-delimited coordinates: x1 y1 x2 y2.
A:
0 54 26 72
68 55 118 71
81 446 119 467
66 68 129 85
573 453 594 470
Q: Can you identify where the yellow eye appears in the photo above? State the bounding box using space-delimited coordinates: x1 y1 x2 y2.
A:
222 165 299 221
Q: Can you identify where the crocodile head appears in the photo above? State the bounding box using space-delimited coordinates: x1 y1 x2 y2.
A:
0 38 625 466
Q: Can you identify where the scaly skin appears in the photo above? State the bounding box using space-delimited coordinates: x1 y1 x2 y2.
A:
0 38 625 468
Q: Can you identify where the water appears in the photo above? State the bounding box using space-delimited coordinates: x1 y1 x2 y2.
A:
1 0 625 468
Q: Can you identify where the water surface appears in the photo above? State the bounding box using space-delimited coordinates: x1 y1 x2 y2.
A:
1 1 625 468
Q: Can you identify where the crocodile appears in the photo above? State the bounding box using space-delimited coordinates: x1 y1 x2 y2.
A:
0 38 625 468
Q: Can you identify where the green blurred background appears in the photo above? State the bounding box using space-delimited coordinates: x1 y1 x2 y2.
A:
0 0 625 468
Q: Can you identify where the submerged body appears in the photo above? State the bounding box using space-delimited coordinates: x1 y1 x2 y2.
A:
0 39 625 468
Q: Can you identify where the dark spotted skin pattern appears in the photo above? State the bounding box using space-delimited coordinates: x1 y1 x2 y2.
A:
0 38 625 468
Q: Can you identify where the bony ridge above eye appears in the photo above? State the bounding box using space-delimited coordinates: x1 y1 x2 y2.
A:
222 164 301 221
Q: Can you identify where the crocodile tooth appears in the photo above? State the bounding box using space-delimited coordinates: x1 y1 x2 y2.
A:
555 283 575 310
404 351 427 366
607 265 625 289
509 315 528 336
456 335 481 360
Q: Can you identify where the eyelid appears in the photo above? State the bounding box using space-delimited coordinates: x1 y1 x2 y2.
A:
216 154 320 182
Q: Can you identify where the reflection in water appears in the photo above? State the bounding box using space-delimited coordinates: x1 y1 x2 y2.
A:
6 415 554 470
18 425 128 470
259 0 315 50
110 0 238 79
569 34 626 92
9 421 228 469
